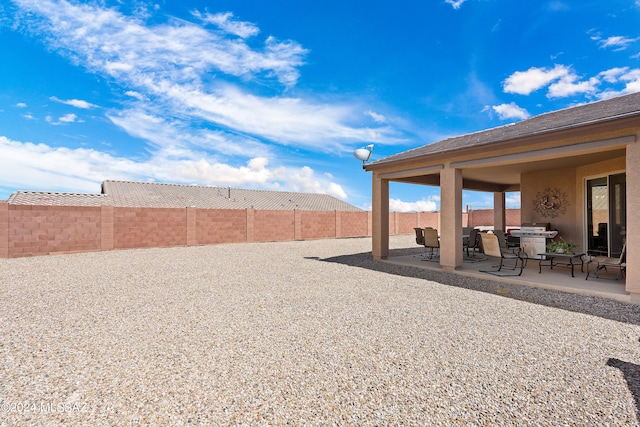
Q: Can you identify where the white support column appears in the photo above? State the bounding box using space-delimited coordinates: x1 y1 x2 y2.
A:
440 167 463 271
626 138 640 302
494 192 506 231
372 173 389 260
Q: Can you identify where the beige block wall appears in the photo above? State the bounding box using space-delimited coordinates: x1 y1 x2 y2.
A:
297 210 336 239
467 208 521 229
338 211 369 237
0 202 8 258
8 205 102 256
113 207 187 249
196 208 247 244
0 205 517 258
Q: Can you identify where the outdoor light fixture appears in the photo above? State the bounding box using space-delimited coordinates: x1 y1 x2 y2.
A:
353 144 374 165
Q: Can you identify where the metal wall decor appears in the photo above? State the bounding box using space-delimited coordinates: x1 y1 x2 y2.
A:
533 187 568 218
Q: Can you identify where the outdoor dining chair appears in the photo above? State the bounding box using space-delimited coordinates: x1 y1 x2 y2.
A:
585 242 626 280
463 228 485 262
479 232 526 276
421 227 440 261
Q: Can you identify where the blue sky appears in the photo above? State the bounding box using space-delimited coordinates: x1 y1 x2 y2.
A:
0 0 639 211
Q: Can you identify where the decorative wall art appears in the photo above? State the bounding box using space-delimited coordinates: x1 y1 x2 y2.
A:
533 187 569 218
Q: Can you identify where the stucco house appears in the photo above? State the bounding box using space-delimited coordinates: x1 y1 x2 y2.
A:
364 91 640 302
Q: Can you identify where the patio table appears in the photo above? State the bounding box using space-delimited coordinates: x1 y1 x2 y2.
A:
538 252 586 278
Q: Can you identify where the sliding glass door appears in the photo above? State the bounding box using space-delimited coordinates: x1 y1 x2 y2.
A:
586 173 626 257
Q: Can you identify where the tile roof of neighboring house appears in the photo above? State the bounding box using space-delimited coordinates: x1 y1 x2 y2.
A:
369 91 640 167
7 180 363 211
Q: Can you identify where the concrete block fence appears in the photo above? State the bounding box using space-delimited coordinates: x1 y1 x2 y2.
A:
0 202 519 258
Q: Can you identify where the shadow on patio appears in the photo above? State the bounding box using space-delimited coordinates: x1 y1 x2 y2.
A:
317 245 640 325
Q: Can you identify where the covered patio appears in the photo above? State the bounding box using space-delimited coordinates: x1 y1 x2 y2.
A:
383 248 629 302
364 91 640 303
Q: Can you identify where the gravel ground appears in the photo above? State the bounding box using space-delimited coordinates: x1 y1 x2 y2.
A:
1 235 640 426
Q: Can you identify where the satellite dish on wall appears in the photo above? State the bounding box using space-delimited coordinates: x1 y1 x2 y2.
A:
353 144 374 164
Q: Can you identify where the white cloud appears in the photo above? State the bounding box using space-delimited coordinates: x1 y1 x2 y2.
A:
106 108 272 158
125 91 145 100
365 110 387 123
598 35 639 51
598 67 629 83
490 102 530 120
50 96 97 109
16 0 307 87
159 83 400 150
13 0 399 153
503 65 570 95
0 135 347 199
502 64 640 99
16 102 27 108
505 192 521 208
58 113 79 123
191 11 259 39
445 0 466 9
596 68 640 99
547 75 599 98
390 196 439 212
272 166 347 200
45 113 81 124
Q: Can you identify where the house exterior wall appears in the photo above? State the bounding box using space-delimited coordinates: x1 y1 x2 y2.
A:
626 136 640 300
520 156 626 254
521 167 580 249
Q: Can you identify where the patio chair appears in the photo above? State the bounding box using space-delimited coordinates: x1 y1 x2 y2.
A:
414 227 425 246
463 228 485 261
479 232 526 276
421 227 440 261
585 242 626 280
494 229 521 254
414 227 433 258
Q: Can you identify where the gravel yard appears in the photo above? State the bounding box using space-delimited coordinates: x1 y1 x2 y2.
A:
1 236 640 426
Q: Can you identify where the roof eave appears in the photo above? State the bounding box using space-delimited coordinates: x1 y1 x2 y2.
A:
364 112 640 172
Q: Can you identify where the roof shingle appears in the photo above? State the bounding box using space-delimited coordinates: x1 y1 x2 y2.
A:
7 180 363 211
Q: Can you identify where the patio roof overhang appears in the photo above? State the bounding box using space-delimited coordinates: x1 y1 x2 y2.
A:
364 115 640 193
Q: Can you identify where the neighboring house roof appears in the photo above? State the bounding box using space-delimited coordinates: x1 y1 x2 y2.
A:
368 91 640 167
7 180 363 211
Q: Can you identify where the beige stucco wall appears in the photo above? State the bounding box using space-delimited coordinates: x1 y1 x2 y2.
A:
626 138 640 299
522 156 626 254
521 167 580 250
